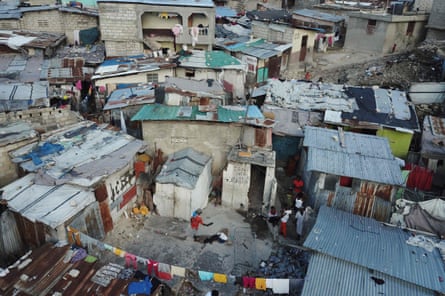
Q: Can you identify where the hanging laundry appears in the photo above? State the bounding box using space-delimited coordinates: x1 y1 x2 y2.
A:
171 265 186 277
157 262 172 280
266 278 273 289
255 278 267 290
272 278 289 294
147 260 159 276
213 273 227 283
172 24 183 37
113 247 125 257
125 253 138 270
198 270 214 281
242 276 256 288
190 27 199 47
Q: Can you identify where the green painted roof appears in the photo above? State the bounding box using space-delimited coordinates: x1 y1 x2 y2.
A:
131 104 264 122
131 104 201 121
205 51 242 68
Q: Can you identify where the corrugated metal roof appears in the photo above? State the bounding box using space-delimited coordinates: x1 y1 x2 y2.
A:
229 38 292 59
302 253 436 296
165 77 225 95
293 8 345 23
303 206 445 293
178 50 245 70
0 121 37 147
131 104 200 121
104 84 155 111
97 0 214 7
131 104 264 123
303 126 403 185
1 173 95 228
156 147 211 189
247 9 291 22
0 81 49 112
8 121 146 187
217 105 264 122
262 105 322 137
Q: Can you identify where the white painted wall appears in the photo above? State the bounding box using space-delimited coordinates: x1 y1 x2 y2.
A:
222 162 250 209
154 158 212 220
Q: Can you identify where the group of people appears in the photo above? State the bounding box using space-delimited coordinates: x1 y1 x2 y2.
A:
267 175 307 242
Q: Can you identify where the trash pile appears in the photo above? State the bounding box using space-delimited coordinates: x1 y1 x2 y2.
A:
257 246 309 279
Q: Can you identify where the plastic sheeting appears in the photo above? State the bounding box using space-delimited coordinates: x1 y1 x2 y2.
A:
391 198 445 237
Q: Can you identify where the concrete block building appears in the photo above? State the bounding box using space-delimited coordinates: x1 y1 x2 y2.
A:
0 6 98 45
97 0 216 57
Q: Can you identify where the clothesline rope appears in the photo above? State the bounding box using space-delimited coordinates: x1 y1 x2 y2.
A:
66 226 299 293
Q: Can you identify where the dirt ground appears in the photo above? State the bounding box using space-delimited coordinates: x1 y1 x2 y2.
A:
96 164 314 295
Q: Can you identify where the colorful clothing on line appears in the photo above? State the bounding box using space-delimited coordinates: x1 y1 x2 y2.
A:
171 265 186 277
213 273 227 283
242 276 255 288
198 271 214 281
157 262 172 280
147 260 159 276
266 278 273 289
113 247 125 257
125 253 138 269
272 278 289 294
255 278 267 290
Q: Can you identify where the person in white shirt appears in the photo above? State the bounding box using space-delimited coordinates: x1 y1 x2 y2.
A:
295 208 305 241
280 209 292 238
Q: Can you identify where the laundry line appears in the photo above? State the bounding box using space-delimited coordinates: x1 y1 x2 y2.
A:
66 226 301 293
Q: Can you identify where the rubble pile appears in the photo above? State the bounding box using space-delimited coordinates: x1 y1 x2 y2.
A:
285 42 445 91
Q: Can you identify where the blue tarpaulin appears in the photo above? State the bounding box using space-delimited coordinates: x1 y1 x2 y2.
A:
22 142 64 165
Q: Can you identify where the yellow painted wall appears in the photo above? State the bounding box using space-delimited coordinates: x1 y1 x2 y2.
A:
377 128 413 159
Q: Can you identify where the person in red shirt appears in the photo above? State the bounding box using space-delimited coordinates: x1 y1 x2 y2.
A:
293 175 304 195
190 209 212 237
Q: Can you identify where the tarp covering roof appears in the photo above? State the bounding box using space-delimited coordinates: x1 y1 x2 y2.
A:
1 174 95 228
303 126 404 185
156 147 211 189
304 206 445 293
9 121 146 187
